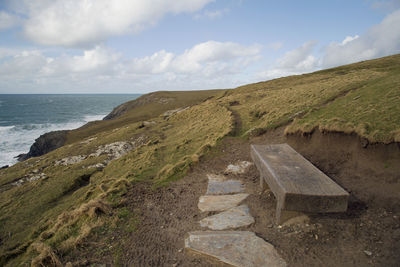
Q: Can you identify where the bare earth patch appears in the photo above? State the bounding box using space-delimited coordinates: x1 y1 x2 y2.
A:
63 128 400 266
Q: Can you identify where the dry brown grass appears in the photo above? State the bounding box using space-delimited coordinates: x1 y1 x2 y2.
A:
221 68 385 136
30 242 62 267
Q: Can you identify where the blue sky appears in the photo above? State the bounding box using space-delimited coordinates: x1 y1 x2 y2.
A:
0 0 399 93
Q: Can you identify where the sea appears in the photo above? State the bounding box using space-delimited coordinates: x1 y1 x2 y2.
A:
0 94 140 167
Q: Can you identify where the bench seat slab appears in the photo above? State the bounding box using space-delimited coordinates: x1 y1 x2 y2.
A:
251 144 349 224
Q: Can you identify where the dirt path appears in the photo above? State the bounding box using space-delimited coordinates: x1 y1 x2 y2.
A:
66 128 400 266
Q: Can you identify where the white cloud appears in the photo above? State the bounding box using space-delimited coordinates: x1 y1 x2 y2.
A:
171 41 261 73
278 41 318 70
0 47 19 58
256 41 319 80
341 35 359 45
371 0 400 12
0 50 49 78
0 11 22 30
322 9 400 67
257 9 400 81
128 50 174 74
194 8 229 20
6 0 214 46
0 41 262 93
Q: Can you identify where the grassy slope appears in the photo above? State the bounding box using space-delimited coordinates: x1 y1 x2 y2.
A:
0 97 233 266
65 90 224 144
285 56 400 143
0 54 399 265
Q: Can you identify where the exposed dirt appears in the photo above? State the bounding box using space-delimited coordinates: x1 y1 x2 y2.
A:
65 127 400 266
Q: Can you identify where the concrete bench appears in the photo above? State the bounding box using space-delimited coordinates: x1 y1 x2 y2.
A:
250 144 349 224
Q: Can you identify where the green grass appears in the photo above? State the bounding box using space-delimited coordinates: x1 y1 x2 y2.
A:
218 65 386 136
65 89 225 144
0 54 399 265
0 94 232 266
285 56 400 143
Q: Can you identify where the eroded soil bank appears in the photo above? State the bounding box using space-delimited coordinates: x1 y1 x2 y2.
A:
64 128 400 266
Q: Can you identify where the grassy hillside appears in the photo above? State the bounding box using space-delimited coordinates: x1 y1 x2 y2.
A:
0 54 399 265
65 90 224 144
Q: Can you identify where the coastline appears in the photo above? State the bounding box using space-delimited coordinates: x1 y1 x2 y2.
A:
0 94 140 167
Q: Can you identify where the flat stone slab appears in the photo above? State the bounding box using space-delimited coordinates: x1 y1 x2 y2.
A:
198 193 249 212
199 204 254 230
185 231 287 267
225 161 253 174
206 180 245 195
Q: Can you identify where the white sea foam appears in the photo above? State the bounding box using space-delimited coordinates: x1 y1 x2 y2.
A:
83 114 105 122
0 125 15 132
0 114 107 167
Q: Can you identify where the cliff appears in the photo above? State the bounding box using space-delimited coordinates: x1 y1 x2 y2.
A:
16 130 68 161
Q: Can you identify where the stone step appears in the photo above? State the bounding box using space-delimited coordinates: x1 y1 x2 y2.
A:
198 193 249 212
206 179 245 195
224 161 253 174
185 231 287 267
199 204 254 230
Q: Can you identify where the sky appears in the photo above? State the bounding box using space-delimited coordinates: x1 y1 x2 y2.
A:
0 0 399 94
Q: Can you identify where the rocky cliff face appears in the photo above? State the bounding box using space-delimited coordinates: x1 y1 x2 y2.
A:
17 130 68 161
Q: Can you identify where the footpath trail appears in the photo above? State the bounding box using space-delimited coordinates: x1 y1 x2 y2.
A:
70 132 399 266
185 161 287 267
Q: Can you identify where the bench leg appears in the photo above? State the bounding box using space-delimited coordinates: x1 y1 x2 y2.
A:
276 201 303 225
260 176 269 190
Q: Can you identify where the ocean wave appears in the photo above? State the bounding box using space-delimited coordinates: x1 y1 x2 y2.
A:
0 125 15 131
83 114 106 122
0 114 107 167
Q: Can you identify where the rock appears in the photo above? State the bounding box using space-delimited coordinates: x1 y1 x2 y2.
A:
364 250 372 256
199 205 254 230
282 214 310 226
89 139 143 160
225 161 253 174
206 180 245 195
11 173 47 187
143 121 156 126
162 107 189 119
87 163 106 169
198 193 249 212
0 165 9 169
185 231 287 267
54 137 146 168
17 130 68 161
27 173 46 182
55 155 87 166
